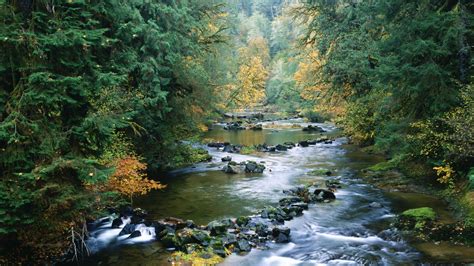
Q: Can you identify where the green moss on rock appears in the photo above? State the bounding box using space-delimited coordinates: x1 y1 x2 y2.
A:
401 207 437 221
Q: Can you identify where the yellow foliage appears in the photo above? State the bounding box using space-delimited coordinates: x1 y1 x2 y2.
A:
196 123 208 132
170 251 223 266
107 156 165 204
239 37 270 66
433 164 455 184
294 49 346 117
235 56 268 108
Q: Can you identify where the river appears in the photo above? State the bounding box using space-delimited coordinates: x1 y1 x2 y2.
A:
83 119 471 265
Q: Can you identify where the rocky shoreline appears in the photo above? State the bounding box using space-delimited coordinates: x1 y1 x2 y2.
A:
83 183 337 264
207 136 334 155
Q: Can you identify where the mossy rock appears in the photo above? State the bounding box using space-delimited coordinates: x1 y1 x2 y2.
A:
236 216 250 226
468 168 474 190
367 160 396 172
160 232 181 248
401 207 437 221
397 207 437 231
240 146 257 155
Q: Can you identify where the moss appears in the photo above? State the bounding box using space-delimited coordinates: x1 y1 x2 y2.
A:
461 192 474 227
402 207 437 221
468 168 474 190
367 160 396 172
240 146 257 155
170 250 223 265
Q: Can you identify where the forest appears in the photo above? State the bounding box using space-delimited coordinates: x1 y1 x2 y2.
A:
0 0 473 264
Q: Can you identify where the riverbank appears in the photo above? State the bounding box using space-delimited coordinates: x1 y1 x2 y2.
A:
359 161 474 262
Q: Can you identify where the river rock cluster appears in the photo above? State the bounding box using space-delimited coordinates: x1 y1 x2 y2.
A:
223 121 263 131
94 183 337 262
207 137 334 155
222 160 266 174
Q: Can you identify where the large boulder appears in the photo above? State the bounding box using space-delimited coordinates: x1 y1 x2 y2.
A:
245 161 265 173
313 189 336 202
223 163 244 174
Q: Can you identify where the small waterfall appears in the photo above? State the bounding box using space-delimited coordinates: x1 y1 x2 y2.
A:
86 215 156 254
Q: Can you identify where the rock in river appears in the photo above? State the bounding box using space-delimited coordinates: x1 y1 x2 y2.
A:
313 189 336 202
223 163 244 174
245 161 266 173
302 125 326 132
128 230 142 239
221 156 232 162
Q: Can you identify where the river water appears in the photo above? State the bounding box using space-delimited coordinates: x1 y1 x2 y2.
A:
84 119 467 265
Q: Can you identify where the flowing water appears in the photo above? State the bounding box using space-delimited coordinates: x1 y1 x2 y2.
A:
84 119 468 265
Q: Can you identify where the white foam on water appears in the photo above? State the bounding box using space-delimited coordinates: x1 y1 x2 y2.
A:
120 216 131 227
261 255 302 266
274 242 296 255
327 259 358 265
124 224 156 243
317 232 385 245
380 214 396 219
87 217 156 253
87 228 122 253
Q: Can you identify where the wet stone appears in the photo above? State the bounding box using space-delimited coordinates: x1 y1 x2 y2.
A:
221 156 232 162
207 221 228 236
236 216 250 226
128 230 142 239
222 233 238 247
279 196 303 206
111 217 123 229
237 239 252 252
314 189 336 202
119 223 136 236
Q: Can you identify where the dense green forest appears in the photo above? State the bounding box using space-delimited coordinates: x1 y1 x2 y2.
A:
0 0 473 264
